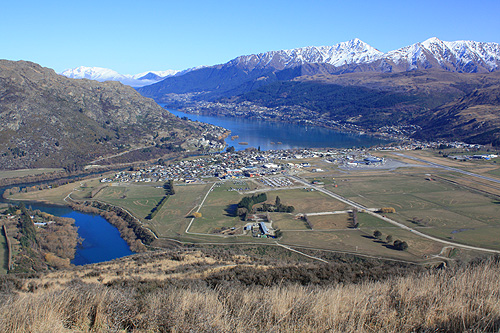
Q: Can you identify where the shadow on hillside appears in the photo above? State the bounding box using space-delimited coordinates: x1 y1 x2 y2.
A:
224 204 238 217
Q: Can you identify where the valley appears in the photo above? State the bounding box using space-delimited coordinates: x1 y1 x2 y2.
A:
2 33 500 332
6 146 500 267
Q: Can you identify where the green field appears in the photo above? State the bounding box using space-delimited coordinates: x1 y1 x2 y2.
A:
272 213 309 231
148 183 211 237
95 184 166 219
0 168 64 180
190 182 245 234
357 212 397 228
262 188 349 213
307 213 351 230
322 170 500 250
279 227 443 261
8 179 102 205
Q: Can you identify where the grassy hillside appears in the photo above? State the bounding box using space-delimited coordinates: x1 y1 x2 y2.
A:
0 248 498 332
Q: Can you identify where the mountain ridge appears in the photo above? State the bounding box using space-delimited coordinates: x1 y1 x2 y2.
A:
137 37 500 103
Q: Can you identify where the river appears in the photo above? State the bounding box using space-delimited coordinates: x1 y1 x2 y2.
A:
0 186 134 266
166 108 392 151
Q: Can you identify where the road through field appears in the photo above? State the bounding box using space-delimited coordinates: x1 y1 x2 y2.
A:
289 175 500 254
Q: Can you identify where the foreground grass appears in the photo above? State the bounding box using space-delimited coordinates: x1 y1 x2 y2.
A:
1 257 499 332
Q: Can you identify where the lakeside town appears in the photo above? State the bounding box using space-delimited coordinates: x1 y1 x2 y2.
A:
103 138 492 184
172 99 422 140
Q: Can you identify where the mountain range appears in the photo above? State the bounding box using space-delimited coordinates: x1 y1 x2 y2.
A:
137 37 500 101
134 37 500 146
60 66 204 87
227 37 500 73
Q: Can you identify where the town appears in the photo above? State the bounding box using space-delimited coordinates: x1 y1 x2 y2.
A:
104 138 489 184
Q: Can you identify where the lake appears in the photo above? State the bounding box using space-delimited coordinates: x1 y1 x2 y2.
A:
166 108 391 151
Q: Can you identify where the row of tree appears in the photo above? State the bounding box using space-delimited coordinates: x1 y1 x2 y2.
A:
237 193 268 213
146 180 175 220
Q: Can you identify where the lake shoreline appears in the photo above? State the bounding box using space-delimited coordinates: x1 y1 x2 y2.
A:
170 107 405 143
166 108 393 152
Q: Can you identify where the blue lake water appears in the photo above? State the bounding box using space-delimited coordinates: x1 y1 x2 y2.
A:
166 108 391 151
19 202 134 266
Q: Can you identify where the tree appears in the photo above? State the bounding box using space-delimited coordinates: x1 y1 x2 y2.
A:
275 196 281 207
351 208 359 228
261 203 272 212
386 235 393 244
192 212 202 218
373 230 382 239
393 239 408 251
226 146 235 153
236 207 248 218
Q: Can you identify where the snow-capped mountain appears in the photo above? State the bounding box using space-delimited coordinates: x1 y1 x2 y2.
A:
384 37 500 72
138 37 500 103
59 67 194 87
227 37 500 73
229 38 384 71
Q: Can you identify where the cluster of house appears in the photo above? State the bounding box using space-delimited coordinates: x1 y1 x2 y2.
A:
102 141 494 184
103 150 302 183
106 147 383 184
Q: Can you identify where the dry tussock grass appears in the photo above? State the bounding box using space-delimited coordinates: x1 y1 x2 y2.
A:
1 258 500 332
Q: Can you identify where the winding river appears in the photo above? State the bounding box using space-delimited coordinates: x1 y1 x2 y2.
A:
0 186 134 266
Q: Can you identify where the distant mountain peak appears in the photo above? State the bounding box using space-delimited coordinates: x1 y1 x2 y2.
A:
422 36 443 44
228 38 384 71
60 66 182 87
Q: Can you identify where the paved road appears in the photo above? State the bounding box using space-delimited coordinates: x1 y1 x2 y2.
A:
290 175 500 254
393 153 500 184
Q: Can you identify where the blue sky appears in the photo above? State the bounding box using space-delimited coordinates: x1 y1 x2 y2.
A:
2 0 499 74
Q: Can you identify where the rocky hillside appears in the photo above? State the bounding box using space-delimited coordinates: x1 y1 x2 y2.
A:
0 60 200 170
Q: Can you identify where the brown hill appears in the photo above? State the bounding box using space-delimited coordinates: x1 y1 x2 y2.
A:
0 60 200 169
414 85 500 144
